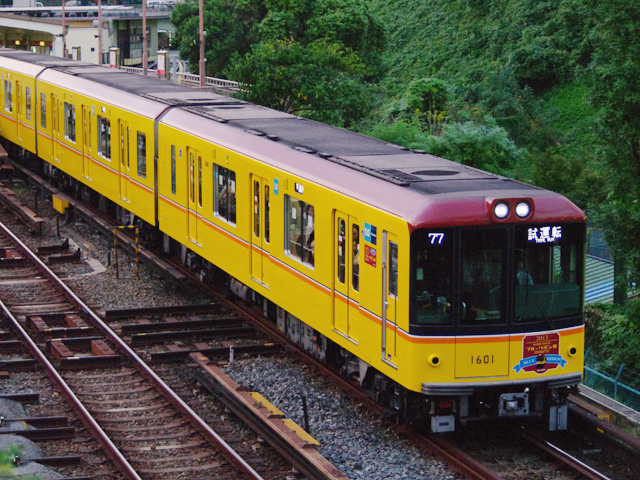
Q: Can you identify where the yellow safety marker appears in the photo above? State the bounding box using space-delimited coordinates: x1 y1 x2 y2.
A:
249 392 285 418
52 194 69 214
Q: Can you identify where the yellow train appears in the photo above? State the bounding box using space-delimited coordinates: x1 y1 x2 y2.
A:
0 49 585 432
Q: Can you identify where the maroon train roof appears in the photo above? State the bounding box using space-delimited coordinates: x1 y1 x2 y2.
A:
0 49 586 229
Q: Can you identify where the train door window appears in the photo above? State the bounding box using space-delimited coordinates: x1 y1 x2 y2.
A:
127 127 131 169
64 102 76 142
189 152 195 203
170 145 176 194
213 164 236 224
198 156 203 206
253 180 260 237
337 218 346 283
4 80 11 113
16 82 21 117
83 107 91 150
285 195 314 266
388 241 398 298
97 115 111 160
264 184 270 243
40 93 46 129
461 228 506 325
25 87 31 121
137 131 146 178
352 224 360 291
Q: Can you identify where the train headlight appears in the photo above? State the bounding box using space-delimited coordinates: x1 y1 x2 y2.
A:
428 354 441 367
493 202 510 220
515 201 531 219
568 345 578 357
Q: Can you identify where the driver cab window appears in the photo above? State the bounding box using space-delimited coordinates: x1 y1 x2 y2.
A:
410 229 453 325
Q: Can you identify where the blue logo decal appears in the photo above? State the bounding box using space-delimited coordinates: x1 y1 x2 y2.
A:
512 354 567 374
364 223 377 245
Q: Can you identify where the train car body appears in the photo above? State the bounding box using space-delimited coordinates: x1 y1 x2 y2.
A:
0 49 586 432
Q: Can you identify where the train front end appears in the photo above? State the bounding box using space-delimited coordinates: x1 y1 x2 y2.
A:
407 194 586 433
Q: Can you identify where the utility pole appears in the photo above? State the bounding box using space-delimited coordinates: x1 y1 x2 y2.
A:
62 0 66 58
199 0 205 87
97 0 102 64
142 0 148 75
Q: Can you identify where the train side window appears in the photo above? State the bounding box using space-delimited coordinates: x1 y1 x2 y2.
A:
137 131 146 177
213 164 236 225
40 93 46 129
170 146 176 194
4 80 11 113
64 102 75 142
285 195 314 266
97 115 111 160
25 87 31 121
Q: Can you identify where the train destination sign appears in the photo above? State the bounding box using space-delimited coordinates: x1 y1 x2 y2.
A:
527 226 562 244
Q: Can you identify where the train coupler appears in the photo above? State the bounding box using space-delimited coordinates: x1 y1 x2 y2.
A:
499 392 530 417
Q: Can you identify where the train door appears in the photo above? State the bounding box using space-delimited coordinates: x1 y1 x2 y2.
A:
51 94 60 161
118 120 130 201
250 176 270 286
333 212 360 338
15 81 22 141
186 148 201 243
454 228 510 378
82 105 91 179
381 231 399 366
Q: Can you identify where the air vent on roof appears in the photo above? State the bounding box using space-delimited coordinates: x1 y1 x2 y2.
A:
245 129 266 136
267 134 280 141
413 170 460 176
293 146 317 154
379 169 423 183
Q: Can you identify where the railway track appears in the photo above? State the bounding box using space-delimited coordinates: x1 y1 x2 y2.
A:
0 213 282 479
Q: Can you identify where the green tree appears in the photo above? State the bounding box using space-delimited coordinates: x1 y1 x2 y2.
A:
171 0 384 126
584 0 640 286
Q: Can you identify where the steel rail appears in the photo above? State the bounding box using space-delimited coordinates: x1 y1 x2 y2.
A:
514 426 612 480
0 228 141 480
0 219 264 480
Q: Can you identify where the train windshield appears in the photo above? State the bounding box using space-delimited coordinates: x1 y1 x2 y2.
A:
410 223 585 332
514 223 584 323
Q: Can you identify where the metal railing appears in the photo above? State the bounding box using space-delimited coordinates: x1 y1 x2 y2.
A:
583 349 640 411
116 65 240 94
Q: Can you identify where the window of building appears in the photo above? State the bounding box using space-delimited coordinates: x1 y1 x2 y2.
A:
285 195 314 266
137 131 146 178
213 164 236 224
97 115 111 159
40 93 46 129
4 80 12 113
170 145 176 194
64 102 75 142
